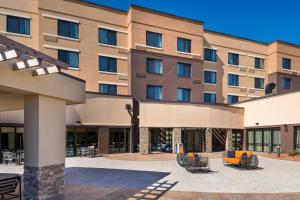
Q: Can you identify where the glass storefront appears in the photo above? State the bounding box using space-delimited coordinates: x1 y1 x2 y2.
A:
295 127 300 152
182 128 206 152
247 128 281 152
109 128 130 153
0 127 24 151
232 129 243 150
150 128 172 153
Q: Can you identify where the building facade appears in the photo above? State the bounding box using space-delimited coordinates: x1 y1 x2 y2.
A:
0 0 300 154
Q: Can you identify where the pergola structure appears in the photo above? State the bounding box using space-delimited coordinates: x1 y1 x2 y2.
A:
0 35 85 199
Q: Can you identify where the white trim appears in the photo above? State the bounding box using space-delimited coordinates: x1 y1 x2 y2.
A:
203 83 217 86
248 67 265 72
177 51 201 57
42 13 79 23
248 74 265 79
135 43 163 51
203 91 217 94
98 25 127 34
203 46 217 50
98 43 128 50
228 50 247 56
227 93 247 97
247 53 266 59
98 71 127 76
98 81 128 87
282 68 299 74
42 33 79 42
0 31 31 38
0 11 31 19
98 53 128 60
228 85 248 89
227 64 240 68
204 60 217 64
248 87 265 91
227 72 247 77
203 69 217 72
248 95 260 98
68 67 80 71
43 44 80 52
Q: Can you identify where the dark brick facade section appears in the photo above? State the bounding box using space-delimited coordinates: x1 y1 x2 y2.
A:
130 49 204 103
280 125 295 153
268 72 300 95
24 163 64 200
98 128 109 154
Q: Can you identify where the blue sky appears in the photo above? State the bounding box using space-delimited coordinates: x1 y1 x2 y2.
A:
85 0 300 45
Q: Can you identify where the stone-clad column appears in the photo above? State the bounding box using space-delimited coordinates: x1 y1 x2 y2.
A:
226 129 233 151
24 95 66 200
98 128 109 154
172 128 182 153
242 129 247 151
140 127 150 155
205 128 212 153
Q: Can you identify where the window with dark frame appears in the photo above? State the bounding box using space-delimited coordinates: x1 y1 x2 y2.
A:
147 58 162 74
255 57 264 69
177 37 191 53
99 84 117 95
58 20 79 39
177 88 191 102
228 52 239 65
7 15 30 35
282 58 291 70
146 31 162 48
58 49 79 68
146 85 162 100
177 63 191 78
99 28 117 46
204 48 217 62
99 56 117 73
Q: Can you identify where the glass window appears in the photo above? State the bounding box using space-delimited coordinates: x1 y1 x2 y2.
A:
99 56 117 72
147 58 162 74
58 20 79 39
255 57 264 69
177 88 191 102
228 95 239 104
7 15 30 35
99 84 117 95
296 128 300 152
272 129 281 153
263 129 272 152
203 92 216 104
177 63 191 77
228 52 239 65
254 77 264 89
146 31 162 48
58 50 79 68
146 85 162 100
282 58 291 70
281 77 291 90
177 37 191 53
228 74 239 86
204 71 217 84
247 130 255 151
204 48 217 62
99 28 116 46
255 130 263 151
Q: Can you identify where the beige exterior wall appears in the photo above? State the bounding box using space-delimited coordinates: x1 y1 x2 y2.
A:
139 102 244 129
235 92 300 127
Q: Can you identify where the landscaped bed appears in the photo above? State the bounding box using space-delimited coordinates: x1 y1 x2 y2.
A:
258 152 300 162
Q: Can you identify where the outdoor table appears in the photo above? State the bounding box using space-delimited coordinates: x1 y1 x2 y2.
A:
15 151 24 165
88 149 99 157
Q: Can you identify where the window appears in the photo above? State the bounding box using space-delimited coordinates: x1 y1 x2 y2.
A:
7 15 30 35
146 31 162 48
203 92 216 104
177 88 191 102
177 63 191 78
99 56 117 72
228 52 239 65
204 48 217 62
295 127 300 152
58 50 79 68
177 37 191 53
247 128 280 152
281 77 291 90
99 28 116 46
228 95 239 104
228 74 239 86
255 57 264 69
99 84 117 95
58 20 79 39
147 58 162 74
282 58 291 70
204 71 217 84
254 77 264 89
146 85 162 100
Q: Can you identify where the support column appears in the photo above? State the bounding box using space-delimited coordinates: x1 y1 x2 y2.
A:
172 128 181 154
140 127 150 155
98 127 109 154
24 95 65 200
205 128 212 153
242 129 247 151
225 129 233 151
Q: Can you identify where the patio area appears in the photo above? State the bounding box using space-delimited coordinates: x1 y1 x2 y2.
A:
1 153 300 199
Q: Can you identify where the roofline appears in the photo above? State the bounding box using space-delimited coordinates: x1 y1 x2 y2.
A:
271 40 300 49
76 0 127 13
204 29 269 45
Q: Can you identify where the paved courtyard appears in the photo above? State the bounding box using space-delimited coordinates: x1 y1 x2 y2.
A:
1 154 300 199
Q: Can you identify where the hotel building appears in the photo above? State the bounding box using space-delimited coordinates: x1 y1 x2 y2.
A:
0 0 300 155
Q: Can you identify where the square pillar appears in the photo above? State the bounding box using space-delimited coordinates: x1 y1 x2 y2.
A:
98 127 109 154
140 127 150 155
242 129 247 151
225 129 233 151
205 128 212 153
24 95 66 200
172 128 181 153
280 125 295 153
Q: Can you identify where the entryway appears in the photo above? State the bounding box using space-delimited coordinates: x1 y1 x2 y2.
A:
182 128 206 152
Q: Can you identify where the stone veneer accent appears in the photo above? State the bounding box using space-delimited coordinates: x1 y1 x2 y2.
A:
225 129 233 151
24 163 64 200
205 128 212 153
98 127 109 154
140 127 150 154
172 128 182 153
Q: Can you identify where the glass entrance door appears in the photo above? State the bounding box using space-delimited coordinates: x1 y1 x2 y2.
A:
182 129 205 152
109 128 129 153
232 130 243 150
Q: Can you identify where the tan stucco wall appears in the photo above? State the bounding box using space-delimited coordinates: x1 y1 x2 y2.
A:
235 92 300 127
139 102 244 129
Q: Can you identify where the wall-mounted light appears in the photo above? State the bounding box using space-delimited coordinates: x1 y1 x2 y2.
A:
125 104 132 111
255 122 259 126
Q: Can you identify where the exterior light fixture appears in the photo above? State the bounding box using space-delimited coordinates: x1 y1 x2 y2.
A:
0 54 3 61
33 68 46 76
14 61 26 70
27 58 39 67
46 65 58 74
255 122 259 126
4 50 17 59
